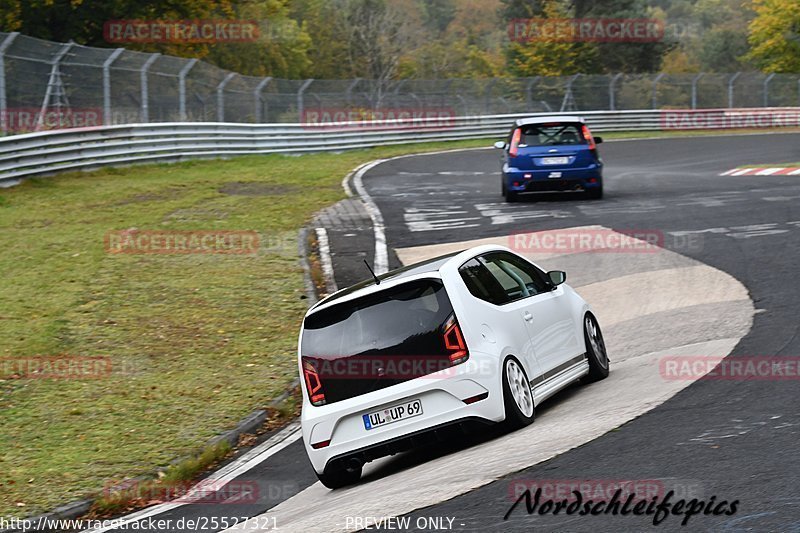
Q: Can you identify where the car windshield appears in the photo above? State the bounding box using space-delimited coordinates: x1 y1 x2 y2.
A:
518 123 585 147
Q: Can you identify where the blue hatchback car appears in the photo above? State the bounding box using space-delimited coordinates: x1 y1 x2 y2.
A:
495 116 604 201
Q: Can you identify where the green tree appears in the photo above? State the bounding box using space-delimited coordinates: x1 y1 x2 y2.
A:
503 0 597 76
747 0 800 72
418 0 457 34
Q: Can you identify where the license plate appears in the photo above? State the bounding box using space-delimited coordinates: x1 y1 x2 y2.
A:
541 156 569 165
363 399 423 430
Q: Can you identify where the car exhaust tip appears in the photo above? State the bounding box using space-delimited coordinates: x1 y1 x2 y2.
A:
346 457 364 472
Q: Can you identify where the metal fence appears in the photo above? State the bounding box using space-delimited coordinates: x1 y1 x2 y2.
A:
2 31 800 134
2 108 799 186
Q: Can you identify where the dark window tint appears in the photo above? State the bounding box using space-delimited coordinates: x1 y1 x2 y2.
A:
301 279 455 403
460 252 552 305
482 252 551 302
459 258 508 305
519 123 584 147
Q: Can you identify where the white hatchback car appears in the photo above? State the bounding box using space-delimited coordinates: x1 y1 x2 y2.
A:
298 244 608 488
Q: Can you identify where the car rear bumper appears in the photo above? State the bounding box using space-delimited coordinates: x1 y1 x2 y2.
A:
504 165 602 192
300 352 504 474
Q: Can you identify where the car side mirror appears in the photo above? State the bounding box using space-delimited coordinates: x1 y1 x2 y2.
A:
493 141 506 149
594 136 603 144
547 270 566 286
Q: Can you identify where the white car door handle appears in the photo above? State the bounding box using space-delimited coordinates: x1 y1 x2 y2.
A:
523 311 533 322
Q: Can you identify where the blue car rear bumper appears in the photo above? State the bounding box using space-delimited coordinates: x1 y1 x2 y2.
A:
504 164 602 192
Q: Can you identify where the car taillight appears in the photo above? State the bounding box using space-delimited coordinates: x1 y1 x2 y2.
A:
508 128 522 157
302 358 326 406
443 316 469 365
581 124 596 151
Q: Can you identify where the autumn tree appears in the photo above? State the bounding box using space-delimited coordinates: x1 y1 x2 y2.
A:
747 0 800 72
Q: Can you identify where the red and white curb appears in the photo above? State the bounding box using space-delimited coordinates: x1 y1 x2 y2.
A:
720 167 800 176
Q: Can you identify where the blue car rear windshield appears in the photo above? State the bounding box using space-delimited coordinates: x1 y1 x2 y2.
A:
518 123 585 147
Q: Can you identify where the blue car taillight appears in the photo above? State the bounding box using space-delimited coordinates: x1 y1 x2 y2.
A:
581 124 598 157
509 128 522 158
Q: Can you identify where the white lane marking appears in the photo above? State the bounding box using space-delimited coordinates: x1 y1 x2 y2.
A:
314 227 338 294
351 159 390 275
670 222 798 239
719 168 739 176
436 171 486 175
790 168 800 175
474 203 573 225
83 423 302 533
406 217 481 232
344 146 494 274
731 168 754 176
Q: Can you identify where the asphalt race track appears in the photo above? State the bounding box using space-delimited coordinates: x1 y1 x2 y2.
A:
86 133 800 533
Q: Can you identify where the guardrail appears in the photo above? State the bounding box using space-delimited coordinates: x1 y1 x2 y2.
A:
2 108 799 186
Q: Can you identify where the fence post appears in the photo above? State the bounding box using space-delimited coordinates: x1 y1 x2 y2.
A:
691 73 704 109
216 72 236 122
140 53 160 123
0 32 19 134
763 73 775 108
608 73 622 110
253 76 272 123
727 72 741 108
102 48 125 125
37 42 74 131
178 58 198 121
560 74 580 112
651 73 665 109
297 78 314 121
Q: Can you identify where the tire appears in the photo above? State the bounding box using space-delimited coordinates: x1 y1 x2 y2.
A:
583 313 610 383
316 464 362 489
586 184 603 199
502 179 519 202
501 357 535 429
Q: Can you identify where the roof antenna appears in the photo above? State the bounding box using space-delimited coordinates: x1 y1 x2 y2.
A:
363 259 380 285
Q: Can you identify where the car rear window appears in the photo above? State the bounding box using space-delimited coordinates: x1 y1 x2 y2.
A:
518 123 585 147
301 279 456 403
